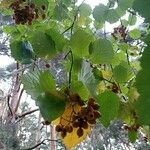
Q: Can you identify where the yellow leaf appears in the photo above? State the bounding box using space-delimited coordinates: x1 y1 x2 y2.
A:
101 70 112 79
0 0 14 8
62 127 91 149
128 87 140 102
77 15 86 26
97 82 106 94
52 103 91 149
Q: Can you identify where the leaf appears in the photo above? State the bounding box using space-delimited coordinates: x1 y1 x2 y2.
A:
0 0 15 8
97 91 119 127
118 102 132 124
92 68 103 81
62 126 90 149
79 3 92 16
105 9 119 23
71 81 89 100
129 29 141 39
52 103 91 149
37 92 66 122
119 43 129 52
46 28 67 51
128 130 137 143
29 31 55 58
79 60 98 96
128 87 140 102
53 3 68 21
10 40 34 64
133 0 150 22
70 29 93 57
101 70 112 79
32 0 48 6
118 0 134 11
22 71 55 99
128 14 137 26
135 40 150 125
121 19 129 27
113 64 128 83
90 38 114 64
93 4 108 23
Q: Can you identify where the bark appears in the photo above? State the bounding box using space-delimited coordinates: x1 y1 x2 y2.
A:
50 125 56 150
35 113 42 150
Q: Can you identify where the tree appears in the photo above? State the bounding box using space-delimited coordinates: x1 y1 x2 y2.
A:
0 0 150 149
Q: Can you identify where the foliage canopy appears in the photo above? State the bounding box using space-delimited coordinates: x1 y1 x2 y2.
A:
1 0 150 148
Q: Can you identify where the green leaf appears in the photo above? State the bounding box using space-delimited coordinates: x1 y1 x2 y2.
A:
61 0 72 5
30 31 55 58
90 38 114 64
32 0 48 6
53 3 68 21
128 130 137 143
47 0 55 16
129 29 141 39
92 68 103 81
71 81 89 100
119 43 129 51
37 92 66 122
22 71 56 99
118 0 134 11
10 40 34 64
113 64 128 83
97 91 119 127
93 4 108 23
79 3 92 16
133 0 150 22
128 14 137 26
105 9 119 23
79 60 98 96
46 28 67 51
135 42 150 125
115 7 126 18
73 56 83 73
121 19 129 27
70 29 93 57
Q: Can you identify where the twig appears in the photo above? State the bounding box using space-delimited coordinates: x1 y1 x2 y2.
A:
64 50 74 88
6 63 33 77
14 88 24 112
62 10 78 34
24 139 60 150
18 108 39 118
62 0 85 34
7 94 13 116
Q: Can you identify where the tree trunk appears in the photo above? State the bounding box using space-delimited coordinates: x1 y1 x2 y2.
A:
35 113 42 150
50 125 56 150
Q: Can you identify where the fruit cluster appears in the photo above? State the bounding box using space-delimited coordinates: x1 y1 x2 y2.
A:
72 98 101 137
55 90 101 138
10 0 46 25
56 124 73 138
111 25 127 41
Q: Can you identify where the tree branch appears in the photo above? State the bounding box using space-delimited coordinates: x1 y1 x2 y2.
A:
18 108 39 118
24 139 60 150
14 88 24 112
7 94 13 116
